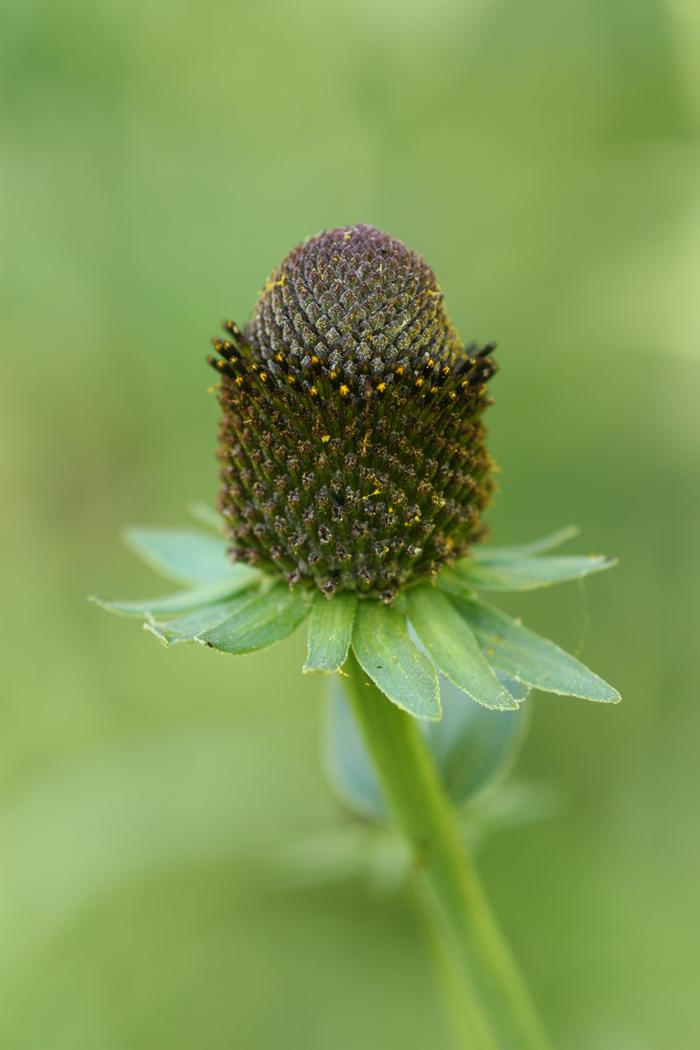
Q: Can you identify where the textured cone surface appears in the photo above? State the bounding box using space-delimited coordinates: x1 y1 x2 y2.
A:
211 225 497 601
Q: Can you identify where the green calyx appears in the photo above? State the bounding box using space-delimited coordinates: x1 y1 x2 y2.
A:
210 225 497 602
91 516 620 718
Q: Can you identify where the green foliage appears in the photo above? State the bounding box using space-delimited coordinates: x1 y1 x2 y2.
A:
92 525 619 712
88 577 256 619
198 584 309 655
145 598 262 647
454 597 620 703
405 585 517 710
446 553 616 592
325 675 531 822
470 526 580 561
124 528 237 585
304 592 357 674
351 601 441 720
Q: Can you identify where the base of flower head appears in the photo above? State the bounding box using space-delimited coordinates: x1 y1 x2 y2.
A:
92 518 620 721
211 323 496 602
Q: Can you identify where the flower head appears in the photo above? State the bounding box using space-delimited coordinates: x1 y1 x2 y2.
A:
93 225 619 724
210 224 497 602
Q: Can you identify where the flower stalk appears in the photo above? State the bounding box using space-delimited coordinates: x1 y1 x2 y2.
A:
342 651 554 1050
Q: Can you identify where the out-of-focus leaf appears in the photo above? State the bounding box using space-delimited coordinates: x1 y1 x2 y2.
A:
88 575 258 619
325 671 529 819
123 527 239 585
471 526 579 561
352 602 441 720
303 592 357 674
197 583 309 654
423 678 529 804
453 597 621 703
325 677 386 821
405 585 517 710
447 553 616 592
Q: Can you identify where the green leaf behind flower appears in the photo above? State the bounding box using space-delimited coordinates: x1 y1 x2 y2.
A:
446 553 616 592
405 585 517 710
453 596 620 703
352 602 441 720
471 526 579 561
88 573 258 619
304 592 357 674
197 583 309 655
423 677 530 803
123 527 239 585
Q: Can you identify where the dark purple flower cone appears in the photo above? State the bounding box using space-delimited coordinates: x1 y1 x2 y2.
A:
210 224 497 601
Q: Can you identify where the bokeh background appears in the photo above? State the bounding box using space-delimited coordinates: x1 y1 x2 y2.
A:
2 1 699 1047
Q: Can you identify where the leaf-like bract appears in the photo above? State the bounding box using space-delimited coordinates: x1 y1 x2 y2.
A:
406 586 517 710
304 592 357 674
447 554 616 592
453 597 620 703
197 583 309 654
352 602 441 720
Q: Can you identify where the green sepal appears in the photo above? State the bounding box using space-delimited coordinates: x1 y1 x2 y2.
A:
352 602 441 721
88 573 258 619
304 592 357 674
197 582 309 655
446 553 616 592
144 596 255 646
471 526 579 561
405 585 517 710
453 596 620 703
123 527 242 585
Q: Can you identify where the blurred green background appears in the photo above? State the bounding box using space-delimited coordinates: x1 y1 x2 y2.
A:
2 0 699 1046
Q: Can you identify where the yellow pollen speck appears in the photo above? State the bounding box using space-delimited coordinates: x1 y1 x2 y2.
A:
396 366 404 376
415 377 424 387
461 379 469 388
321 434 331 443
330 370 337 380
376 382 387 393
340 384 349 397
275 352 284 362
450 391 457 400
276 274 286 286
343 231 352 240
388 506 394 513
431 386 439 394
311 355 320 365
260 372 267 382
427 358 434 368
310 386 318 396
442 366 450 376
235 377 244 386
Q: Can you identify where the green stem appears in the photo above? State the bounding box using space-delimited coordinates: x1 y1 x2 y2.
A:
343 652 554 1050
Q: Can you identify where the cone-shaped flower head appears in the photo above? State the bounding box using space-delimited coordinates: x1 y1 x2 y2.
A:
210 224 497 602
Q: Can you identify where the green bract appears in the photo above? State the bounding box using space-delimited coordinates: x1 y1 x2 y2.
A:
91 516 620 717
